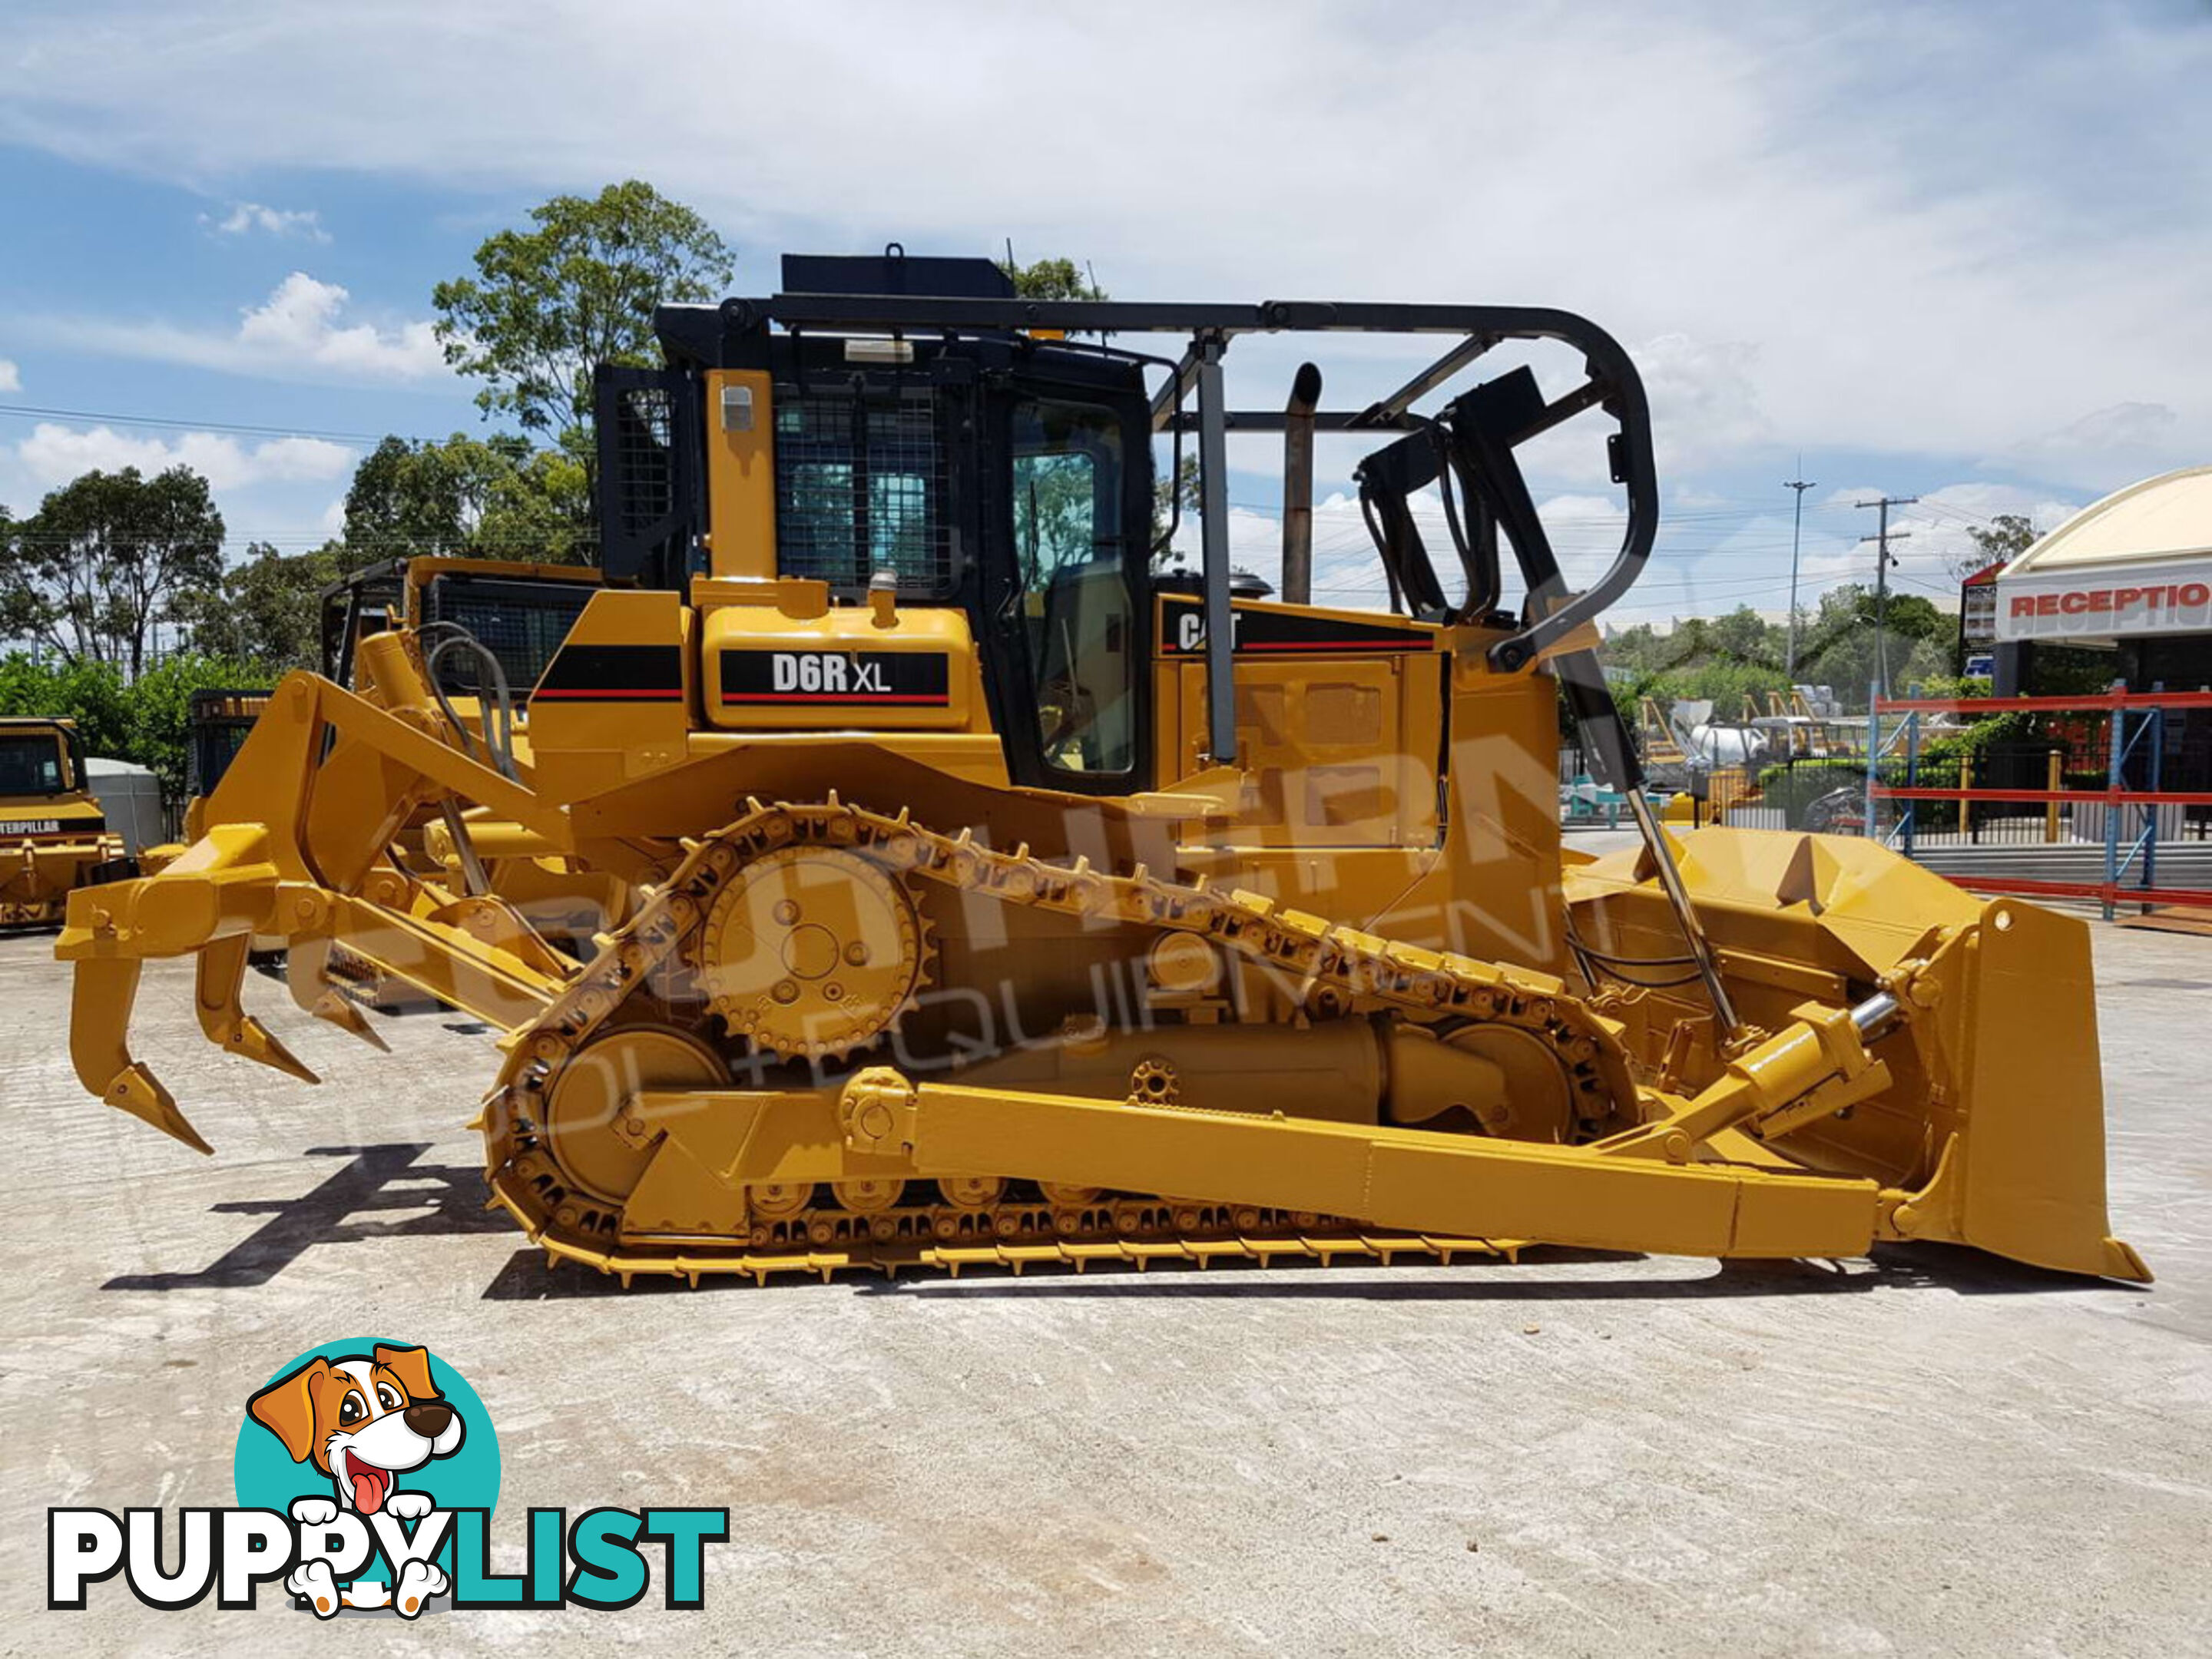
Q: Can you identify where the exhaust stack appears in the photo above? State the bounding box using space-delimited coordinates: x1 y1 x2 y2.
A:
1281 362 1322 604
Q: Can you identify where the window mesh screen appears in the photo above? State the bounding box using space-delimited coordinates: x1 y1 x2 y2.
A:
426 579 598 702
775 383 952 593
610 385 675 539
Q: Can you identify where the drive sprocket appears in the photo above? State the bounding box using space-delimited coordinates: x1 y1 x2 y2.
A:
691 843 929 1058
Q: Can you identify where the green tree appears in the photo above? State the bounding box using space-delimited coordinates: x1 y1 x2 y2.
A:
1790 583 1951 706
339 434 591 565
173 541 339 672
0 466 225 678
1876 591 1945 644
1706 604 1781 666
1954 512 2038 580
0 652 131 757
999 255 1108 301
119 652 271 805
432 180 735 460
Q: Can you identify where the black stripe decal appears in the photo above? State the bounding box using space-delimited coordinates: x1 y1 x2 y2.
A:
534 643 686 702
1157 598 1435 656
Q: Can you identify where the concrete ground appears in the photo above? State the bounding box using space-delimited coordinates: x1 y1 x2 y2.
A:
2 910 2208 1657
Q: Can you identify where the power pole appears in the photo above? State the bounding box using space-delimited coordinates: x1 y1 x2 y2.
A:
1783 465 1816 681
1856 494 1917 700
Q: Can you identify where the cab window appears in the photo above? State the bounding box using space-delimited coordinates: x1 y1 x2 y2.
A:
0 733 66 796
1012 398 1134 775
775 383 952 596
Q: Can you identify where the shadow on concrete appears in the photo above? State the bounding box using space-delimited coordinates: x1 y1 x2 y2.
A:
480 1256 753 1300
860 1246 2141 1301
101 1144 510 1293
476 1240 2141 1303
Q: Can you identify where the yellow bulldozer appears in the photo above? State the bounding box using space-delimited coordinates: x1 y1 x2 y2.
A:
57 253 2146 1286
2 717 132 926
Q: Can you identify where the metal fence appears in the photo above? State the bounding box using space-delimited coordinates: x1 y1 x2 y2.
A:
1866 687 2212 916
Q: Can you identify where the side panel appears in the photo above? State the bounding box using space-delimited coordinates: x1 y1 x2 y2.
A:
1437 643 1570 977
526 591 696 800
1154 595 1442 849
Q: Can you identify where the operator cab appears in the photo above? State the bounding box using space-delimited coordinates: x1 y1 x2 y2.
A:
0 720 84 799
601 255 1153 793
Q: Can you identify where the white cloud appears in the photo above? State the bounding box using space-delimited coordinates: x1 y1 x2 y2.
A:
1764 481 2082 614
233 273 444 376
1638 336 1773 472
201 200 329 243
2005 402 2183 492
10 422 354 493
1889 483 2081 584
46 272 446 385
0 359 18 393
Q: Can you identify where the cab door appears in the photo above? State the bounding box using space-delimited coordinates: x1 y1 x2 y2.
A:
981 365 1154 794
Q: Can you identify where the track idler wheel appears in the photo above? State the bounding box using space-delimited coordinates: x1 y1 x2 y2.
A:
540 1025 726 1206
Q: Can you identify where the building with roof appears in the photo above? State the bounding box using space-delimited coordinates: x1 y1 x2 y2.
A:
1993 465 2212 692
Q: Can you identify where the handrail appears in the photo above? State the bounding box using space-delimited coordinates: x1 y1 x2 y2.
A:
1877 690 2212 714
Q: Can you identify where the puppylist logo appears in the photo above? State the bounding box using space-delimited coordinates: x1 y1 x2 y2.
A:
48 1338 726 1619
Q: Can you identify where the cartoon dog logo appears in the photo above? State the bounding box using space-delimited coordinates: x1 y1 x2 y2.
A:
248 1343 463 1614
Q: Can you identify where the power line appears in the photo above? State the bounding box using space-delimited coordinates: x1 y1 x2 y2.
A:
1892 571 1966 598
0 402 391 445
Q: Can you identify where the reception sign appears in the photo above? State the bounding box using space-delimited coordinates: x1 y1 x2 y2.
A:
1995 561 2212 641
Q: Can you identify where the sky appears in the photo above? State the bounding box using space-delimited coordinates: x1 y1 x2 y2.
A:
2 0 2208 630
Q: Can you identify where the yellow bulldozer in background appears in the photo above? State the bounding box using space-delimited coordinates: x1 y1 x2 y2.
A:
56 253 2146 1286
315 555 632 955
1 717 132 926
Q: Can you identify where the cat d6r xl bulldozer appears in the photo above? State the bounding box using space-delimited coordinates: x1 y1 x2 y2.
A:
58 253 2146 1286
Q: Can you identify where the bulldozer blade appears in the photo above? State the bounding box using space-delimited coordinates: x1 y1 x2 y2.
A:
1937 896 2150 1283
68 958 213 1155
1567 828 2149 1283
194 934 320 1084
